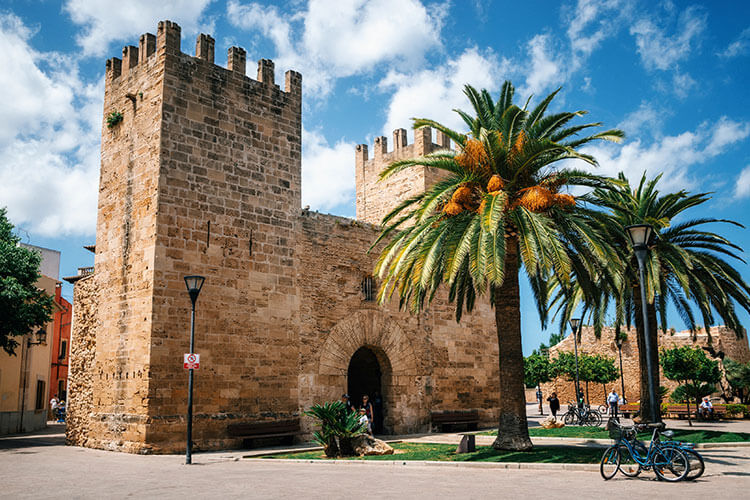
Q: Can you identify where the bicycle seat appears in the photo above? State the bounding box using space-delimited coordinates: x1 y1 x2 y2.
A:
646 422 666 429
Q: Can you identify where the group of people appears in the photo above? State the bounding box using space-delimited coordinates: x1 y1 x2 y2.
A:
537 387 626 419
49 396 66 423
341 393 375 435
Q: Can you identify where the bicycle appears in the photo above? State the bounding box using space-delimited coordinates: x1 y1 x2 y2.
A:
600 420 689 481
563 403 602 426
615 423 704 481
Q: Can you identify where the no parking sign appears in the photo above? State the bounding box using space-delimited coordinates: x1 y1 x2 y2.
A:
183 353 200 369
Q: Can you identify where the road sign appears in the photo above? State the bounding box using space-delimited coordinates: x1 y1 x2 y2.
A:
183 353 200 369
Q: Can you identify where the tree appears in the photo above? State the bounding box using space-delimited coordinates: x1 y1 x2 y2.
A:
724 358 750 404
372 81 622 450
551 173 750 422
524 353 552 414
0 208 54 355
660 346 721 426
587 354 619 405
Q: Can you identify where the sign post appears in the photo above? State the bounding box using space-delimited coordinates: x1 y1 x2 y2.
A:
184 353 200 370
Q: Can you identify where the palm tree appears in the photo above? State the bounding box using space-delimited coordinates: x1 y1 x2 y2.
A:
551 173 750 421
371 82 623 450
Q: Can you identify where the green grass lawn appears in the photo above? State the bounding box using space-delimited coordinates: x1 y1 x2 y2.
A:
478 426 750 443
261 442 604 463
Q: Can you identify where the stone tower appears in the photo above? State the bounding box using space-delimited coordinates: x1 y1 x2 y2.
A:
355 128 451 225
75 21 302 452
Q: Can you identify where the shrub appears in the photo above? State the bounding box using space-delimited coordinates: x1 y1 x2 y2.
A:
106 110 123 128
725 404 748 418
304 401 367 457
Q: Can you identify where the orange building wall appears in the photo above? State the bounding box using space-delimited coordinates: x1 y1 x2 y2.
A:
49 284 72 403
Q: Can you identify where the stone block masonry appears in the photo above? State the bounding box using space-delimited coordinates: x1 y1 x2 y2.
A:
68 20 499 454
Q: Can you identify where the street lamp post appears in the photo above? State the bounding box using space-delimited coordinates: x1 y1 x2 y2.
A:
625 224 659 423
615 335 626 401
184 275 205 465
569 318 582 406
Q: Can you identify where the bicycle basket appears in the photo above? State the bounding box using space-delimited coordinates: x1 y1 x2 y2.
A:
607 420 635 440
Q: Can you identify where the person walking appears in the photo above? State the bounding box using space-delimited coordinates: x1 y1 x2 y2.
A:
607 389 619 418
49 396 59 421
536 386 544 415
341 393 354 413
547 392 560 420
360 395 374 435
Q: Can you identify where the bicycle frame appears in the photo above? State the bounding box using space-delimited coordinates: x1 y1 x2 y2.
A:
616 427 674 469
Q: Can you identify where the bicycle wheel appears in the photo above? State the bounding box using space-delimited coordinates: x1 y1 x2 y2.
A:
664 446 704 480
586 411 603 427
618 442 645 477
653 447 689 482
598 404 608 414
600 446 620 480
564 411 576 425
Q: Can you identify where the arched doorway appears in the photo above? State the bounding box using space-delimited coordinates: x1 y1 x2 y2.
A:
348 346 384 434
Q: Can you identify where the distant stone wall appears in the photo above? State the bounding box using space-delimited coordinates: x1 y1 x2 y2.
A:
66 275 97 447
540 326 750 406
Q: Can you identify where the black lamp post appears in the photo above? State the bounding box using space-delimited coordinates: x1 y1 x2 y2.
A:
184 275 205 465
625 224 659 423
615 335 626 401
569 318 582 405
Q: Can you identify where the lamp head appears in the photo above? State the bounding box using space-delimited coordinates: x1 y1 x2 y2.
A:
569 318 581 331
184 275 205 304
36 329 46 344
615 335 623 348
625 224 654 250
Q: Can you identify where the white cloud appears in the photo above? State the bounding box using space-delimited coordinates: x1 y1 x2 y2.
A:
567 0 628 59
672 71 697 100
617 101 664 139
580 116 750 192
378 48 508 136
521 34 564 97
64 0 213 56
718 27 750 59
301 129 356 210
629 6 706 71
0 14 101 236
227 0 444 96
735 165 750 199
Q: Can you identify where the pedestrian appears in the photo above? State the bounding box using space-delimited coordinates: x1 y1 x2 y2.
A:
360 395 374 434
536 386 544 415
358 408 371 435
547 392 560 420
341 393 354 413
50 395 59 421
607 389 619 417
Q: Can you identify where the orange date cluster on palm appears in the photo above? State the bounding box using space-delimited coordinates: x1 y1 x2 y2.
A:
513 186 576 212
455 138 491 175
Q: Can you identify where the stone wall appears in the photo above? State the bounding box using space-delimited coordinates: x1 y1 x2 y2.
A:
66 275 97 447
540 325 750 406
296 211 499 434
355 128 450 225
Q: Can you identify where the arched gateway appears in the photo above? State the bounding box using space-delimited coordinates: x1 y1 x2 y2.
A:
307 310 427 435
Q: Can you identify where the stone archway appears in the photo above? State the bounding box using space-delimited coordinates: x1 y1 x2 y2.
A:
311 310 426 434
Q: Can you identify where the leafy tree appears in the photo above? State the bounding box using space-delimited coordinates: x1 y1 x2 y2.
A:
372 81 622 450
587 354 620 405
551 173 750 422
524 353 552 414
0 208 54 355
724 358 750 404
660 346 721 426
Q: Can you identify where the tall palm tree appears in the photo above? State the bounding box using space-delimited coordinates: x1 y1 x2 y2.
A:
371 82 623 450
551 173 750 420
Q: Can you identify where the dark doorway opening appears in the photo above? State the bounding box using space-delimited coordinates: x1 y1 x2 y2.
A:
347 346 384 434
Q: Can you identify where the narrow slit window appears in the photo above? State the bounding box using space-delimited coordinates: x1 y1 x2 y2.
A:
361 276 375 302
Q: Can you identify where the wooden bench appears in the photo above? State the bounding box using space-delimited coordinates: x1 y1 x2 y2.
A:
431 410 479 432
227 418 303 447
620 404 640 418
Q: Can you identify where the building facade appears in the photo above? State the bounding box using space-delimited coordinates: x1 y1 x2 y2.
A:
66 21 499 454
49 284 72 405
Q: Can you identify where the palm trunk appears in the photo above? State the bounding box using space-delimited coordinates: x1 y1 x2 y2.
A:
492 236 532 451
633 288 662 422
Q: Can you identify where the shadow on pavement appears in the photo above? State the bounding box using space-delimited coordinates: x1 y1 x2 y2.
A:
0 423 66 451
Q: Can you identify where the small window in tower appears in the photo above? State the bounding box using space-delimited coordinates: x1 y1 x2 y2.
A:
361 276 376 302
59 340 67 360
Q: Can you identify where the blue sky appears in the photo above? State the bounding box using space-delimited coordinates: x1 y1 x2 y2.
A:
1 1 750 355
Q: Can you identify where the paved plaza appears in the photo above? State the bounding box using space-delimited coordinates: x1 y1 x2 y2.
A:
2 410 749 500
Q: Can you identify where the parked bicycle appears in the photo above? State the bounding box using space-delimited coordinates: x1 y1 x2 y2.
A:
563 402 603 426
600 420 689 481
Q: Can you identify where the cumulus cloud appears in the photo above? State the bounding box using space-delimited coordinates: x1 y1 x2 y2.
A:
301 129 356 211
718 26 750 59
735 166 750 199
378 48 508 136
567 0 628 59
617 101 665 139
0 13 101 236
64 0 213 56
579 117 750 192
522 34 564 97
227 0 444 96
629 6 706 71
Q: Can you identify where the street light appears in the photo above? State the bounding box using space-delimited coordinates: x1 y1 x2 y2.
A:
615 335 626 401
625 224 659 423
28 328 47 346
568 318 582 406
184 275 205 465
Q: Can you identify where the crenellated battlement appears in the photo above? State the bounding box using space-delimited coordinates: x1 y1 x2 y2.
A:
355 126 452 168
104 20 301 96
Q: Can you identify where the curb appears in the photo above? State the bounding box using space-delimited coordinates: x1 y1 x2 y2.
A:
243 457 600 472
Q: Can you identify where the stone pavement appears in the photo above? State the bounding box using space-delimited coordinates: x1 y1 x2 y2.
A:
2 422 750 499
